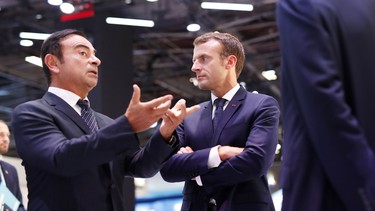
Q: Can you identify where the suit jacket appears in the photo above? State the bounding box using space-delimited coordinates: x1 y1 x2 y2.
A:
11 92 178 211
277 0 375 210
1 160 26 211
161 87 280 211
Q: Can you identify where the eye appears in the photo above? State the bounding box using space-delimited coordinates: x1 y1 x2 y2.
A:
79 51 87 56
199 56 207 63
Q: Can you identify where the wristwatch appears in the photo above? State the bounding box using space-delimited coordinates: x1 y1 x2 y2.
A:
167 135 178 147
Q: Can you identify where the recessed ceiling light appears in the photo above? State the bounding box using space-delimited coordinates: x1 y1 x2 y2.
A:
201 2 253 12
106 17 155 27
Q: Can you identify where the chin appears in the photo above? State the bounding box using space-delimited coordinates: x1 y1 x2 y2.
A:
197 84 209 90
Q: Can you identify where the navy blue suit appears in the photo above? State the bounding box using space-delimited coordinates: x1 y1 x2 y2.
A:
12 92 177 211
277 0 375 210
161 87 279 211
1 160 25 211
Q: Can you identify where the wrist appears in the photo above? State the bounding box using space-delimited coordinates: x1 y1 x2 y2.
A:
166 134 178 147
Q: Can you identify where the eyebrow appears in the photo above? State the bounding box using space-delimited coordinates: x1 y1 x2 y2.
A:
74 44 97 54
192 54 207 62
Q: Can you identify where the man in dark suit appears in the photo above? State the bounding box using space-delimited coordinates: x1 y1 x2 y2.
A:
160 32 280 211
11 29 199 211
277 0 375 210
0 120 25 211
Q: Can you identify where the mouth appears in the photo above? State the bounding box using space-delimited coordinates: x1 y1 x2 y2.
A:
88 70 98 76
196 75 206 81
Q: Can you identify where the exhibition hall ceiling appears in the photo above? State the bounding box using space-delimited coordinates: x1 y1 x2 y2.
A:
0 0 280 125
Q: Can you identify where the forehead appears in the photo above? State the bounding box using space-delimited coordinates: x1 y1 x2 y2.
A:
60 34 94 50
0 122 9 133
193 39 222 55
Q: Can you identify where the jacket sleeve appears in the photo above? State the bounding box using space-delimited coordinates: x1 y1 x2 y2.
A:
12 101 140 177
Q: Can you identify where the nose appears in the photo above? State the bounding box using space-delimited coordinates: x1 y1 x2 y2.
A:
1 135 10 143
191 61 200 73
90 54 101 66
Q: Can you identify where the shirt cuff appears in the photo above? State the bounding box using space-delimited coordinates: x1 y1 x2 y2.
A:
195 176 203 186
208 145 222 168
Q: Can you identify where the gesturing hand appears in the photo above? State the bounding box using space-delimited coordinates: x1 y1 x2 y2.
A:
159 99 200 140
125 84 173 133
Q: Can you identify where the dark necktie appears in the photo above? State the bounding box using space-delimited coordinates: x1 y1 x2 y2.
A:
77 99 98 133
213 98 226 131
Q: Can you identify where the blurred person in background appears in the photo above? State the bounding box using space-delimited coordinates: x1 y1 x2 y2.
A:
277 0 375 210
0 120 25 211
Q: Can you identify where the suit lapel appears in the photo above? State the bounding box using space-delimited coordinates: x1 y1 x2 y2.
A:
44 93 113 175
43 92 92 134
211 87 247 145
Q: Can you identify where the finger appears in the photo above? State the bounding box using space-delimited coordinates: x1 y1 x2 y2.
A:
179 147 188 153
162 112 172 121
129 84 141 105
186 105 200 116
166 99 186 118
147 95 173 110
185 146 193 152
173 99 186 110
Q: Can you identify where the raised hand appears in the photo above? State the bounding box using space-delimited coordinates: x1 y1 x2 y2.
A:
159 99 200 140
125 84 173 133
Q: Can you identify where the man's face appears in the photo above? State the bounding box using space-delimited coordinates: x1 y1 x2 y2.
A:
191 39 229 91
51 34 101 96
0 122 10 154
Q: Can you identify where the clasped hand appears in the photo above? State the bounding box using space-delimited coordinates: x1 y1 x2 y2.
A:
178 146 244 161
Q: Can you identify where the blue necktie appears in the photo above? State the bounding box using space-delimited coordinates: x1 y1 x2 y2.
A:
213 98 226 131
77 99 98 133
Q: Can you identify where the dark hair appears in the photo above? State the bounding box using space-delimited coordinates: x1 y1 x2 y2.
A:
41 29 87 85
193 32 245 78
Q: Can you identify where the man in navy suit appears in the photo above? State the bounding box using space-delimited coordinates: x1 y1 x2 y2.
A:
277 0 375 210
160 32 280 211
0 120 25 211
11 29 199 211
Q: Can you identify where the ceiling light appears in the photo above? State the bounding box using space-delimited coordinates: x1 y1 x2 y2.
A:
60 2 75 14
19 32 50 40
25 56 43 67
201 2 254 12
48 0 63 6
189 77 198 86
20 40 34 47
262 70 277 80
187 23 200 32
106 17 155 27
35 14 43 20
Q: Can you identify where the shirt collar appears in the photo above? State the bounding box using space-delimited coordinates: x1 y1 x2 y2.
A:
48 87 89 114
211 83 240 105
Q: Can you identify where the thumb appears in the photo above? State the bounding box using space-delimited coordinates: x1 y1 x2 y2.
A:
186 105 200 116
130 84 141 105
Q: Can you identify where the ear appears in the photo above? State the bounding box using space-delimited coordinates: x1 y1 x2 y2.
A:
226 55 237 69
44 54 60 73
